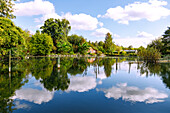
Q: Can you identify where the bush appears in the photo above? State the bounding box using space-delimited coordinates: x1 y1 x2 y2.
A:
129 53 137 56
121 51 126 56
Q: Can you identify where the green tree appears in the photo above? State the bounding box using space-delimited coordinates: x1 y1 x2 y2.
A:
0 0 16 19
162 27 170 54
0 17 26 58
40 18 72 54
138 47 161 63
68 34 86 53
78 42 89 55
104 33 116 54
128 45 134 50
137 46 145 52
147 37 163 53
56 40 73 54
29 30 53 56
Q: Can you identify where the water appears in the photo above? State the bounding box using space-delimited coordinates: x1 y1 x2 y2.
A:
0 57 170 113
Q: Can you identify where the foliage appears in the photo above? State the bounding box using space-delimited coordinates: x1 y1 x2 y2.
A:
116 46 122 52
104 33 116 54
0 17 26 58
97 46 105 53
29 31 53 56
162 27 170 55
97 51 102 56
78 42 89 55
121 51 126 56
137 46 145 52
128 45 134 50
68 34 87 53
128 53 137 56
138 47 161 63
147 37 164 53
40 18 72 54
0 0 16 19
56 40 73 54
0 60 28 113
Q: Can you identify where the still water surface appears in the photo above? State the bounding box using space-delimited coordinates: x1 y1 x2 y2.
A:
0 57 170 113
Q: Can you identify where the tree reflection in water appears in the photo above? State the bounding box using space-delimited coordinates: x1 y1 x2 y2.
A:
0 57 169 112
0 61 29 113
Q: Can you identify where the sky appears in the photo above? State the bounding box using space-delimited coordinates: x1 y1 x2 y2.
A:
13 0 170 47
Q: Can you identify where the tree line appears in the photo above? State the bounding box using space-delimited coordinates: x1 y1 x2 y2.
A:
0 0 169 60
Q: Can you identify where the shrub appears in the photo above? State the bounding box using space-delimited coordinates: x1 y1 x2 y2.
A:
121 51 126 56
129 53 137 56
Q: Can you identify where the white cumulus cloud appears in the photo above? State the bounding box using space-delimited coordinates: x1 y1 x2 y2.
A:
114 37 155 48
99 0 170 24
91 28 120 38
97 83 168 104
14 0 102 31
113 31 156 48
137 31 154 38
14 0 55 16
63 13 100 31
67 76 97 92
91 28 113 37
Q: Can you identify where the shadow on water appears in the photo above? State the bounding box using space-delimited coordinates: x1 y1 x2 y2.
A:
0 57 169 113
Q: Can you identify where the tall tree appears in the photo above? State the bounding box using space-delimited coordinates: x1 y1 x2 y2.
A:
162 27 170 55
104 33 116 54
0 0 16 19
40 18 72 53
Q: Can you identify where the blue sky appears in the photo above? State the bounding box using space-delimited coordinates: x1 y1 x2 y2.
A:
13 0 170 47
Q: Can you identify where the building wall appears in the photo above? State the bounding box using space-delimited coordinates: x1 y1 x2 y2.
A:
87 48 97 53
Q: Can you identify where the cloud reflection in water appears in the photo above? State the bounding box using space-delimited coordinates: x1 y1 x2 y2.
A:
67 76 97 92
12 88 54 104
97 83 168 104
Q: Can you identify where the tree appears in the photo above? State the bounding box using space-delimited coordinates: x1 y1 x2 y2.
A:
162 27 170 54
29 30 53 56
138 47 161 63
77 42 89 55
116 46 122 53
104 33 116 54
137 46 145 52
56 40 73 54
40 18 72 53
0 17 26 58
128 45 134 50
68 34 86 53
147 37 163 53
0 0 16 19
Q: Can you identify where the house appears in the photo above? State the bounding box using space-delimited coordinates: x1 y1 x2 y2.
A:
87 47 97 54
124 50 138 54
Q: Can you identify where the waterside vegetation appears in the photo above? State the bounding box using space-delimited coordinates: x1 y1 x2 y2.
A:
0 0 169 63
